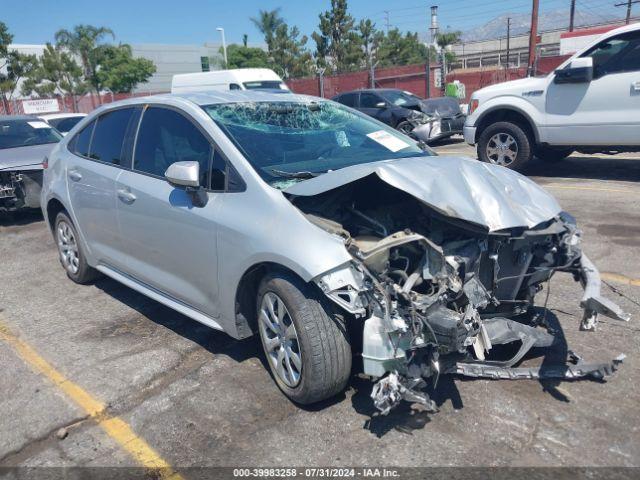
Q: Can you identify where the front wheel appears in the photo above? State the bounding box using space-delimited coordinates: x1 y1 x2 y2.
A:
256 271 351 405
477 121 533 170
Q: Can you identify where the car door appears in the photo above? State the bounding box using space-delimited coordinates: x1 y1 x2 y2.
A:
358 92 394 126
115 105 223 317
545 29 640 145
66 107 139 266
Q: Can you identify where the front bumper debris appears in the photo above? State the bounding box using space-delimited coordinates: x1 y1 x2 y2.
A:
579 254 631 330
450 353 626 380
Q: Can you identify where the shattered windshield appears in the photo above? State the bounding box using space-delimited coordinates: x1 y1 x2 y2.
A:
0 119 62 150
204 100 433 188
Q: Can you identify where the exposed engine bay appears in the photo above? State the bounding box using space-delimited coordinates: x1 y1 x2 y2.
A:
289 173 630 414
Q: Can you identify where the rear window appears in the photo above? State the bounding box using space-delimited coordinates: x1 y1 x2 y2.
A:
49 116 84 134
89 108 137 165
335 93 357 108
70 120 95 157
0 119 61 150
243 80 287 90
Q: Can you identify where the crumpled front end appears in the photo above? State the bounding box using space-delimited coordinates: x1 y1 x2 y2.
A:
0 169 43 212
292 172 630 414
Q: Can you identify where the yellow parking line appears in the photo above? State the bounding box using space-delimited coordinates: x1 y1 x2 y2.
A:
543 184 638 194
601 272 640 287
0 318 182 479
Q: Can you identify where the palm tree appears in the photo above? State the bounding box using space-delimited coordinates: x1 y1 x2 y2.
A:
55 25 114 101
250 9 284 52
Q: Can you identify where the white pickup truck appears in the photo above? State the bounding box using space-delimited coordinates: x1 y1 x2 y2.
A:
464 23 640 170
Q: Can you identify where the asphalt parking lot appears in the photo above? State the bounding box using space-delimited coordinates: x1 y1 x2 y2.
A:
1 140 639 473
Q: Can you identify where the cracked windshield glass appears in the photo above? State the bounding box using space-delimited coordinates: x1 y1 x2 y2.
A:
204 100 434 189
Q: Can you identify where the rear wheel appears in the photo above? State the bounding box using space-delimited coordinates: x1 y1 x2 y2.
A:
478 121 533 170
256 271 351 405
54 212 99 284
535 146 573 162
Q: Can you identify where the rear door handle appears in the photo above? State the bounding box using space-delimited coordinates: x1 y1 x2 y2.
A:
632 81 640 92
117 188 137 204
68 170 82 182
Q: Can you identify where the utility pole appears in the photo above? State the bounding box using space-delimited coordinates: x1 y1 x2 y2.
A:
506 17 511 69
569 0 576 31
615 0 640 24
527 0 539 76
384 10 390 32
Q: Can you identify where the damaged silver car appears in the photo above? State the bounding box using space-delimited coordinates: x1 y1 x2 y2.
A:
42 92 630 413
1 115 61 213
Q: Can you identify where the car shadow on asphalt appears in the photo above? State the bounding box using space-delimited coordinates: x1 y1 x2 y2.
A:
93 277 260 364
91 277 598 435
522 155 640 182
0 209 43 227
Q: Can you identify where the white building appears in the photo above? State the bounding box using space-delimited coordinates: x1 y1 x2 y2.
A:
8 41 264 96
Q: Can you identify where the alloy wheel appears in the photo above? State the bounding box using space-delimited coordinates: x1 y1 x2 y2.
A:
57 220 79 275
486 133 518 166
258 292 302 387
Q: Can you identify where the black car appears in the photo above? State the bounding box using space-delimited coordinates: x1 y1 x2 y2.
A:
332 88 465 143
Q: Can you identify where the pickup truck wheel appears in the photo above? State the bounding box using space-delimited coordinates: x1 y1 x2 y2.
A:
256 271 351 405
54 212 99 284
535 146 573 162
478 121 533 170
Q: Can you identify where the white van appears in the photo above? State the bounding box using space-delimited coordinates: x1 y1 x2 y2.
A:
171 68 289 94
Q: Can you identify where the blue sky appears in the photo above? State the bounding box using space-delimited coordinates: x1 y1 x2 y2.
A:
3 0 618 46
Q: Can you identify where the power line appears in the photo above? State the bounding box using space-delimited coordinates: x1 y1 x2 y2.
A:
615 0 640 23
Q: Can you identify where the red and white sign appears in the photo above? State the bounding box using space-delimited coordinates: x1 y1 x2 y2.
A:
22 98 60 114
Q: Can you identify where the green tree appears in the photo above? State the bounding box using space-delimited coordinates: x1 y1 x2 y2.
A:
94 44 156 93
54 25 114 98
21 43 87 111
224 44 269 69
0 22 38 112
436 31 461 66
251 8 284 53
357 19 382 69
270 24 313 78
312 0 364 73
376 29 428 68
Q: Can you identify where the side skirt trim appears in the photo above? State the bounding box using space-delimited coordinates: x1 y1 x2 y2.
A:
95 264 224 332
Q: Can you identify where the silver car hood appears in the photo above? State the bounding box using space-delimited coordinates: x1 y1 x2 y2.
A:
284 156 562 232
0 143 55 171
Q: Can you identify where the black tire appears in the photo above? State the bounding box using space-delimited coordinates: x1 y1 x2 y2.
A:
256 271 351 405
535 146 573 162
54 211 99 284
477 121 533 171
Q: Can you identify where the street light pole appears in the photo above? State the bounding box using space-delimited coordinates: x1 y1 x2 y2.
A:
216 27 228 68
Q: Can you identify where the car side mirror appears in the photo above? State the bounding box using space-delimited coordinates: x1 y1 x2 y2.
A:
554 57 593 84
375 101 387 108
165 161 208 207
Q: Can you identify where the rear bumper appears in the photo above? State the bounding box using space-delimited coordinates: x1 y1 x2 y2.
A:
463 125 477 145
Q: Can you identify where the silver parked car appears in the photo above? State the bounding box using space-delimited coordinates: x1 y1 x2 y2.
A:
1 115 61 213
41 91 629 413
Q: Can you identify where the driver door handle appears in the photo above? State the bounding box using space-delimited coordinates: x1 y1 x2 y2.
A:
117 188 137 204
68 170 82 182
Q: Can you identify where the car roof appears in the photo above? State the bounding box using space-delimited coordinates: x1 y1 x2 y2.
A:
95 90 318 112
0 115 41 121
40 113 86 120
335 88 404 96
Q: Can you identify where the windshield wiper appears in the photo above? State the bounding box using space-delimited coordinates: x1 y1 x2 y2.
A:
269 168 320 179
